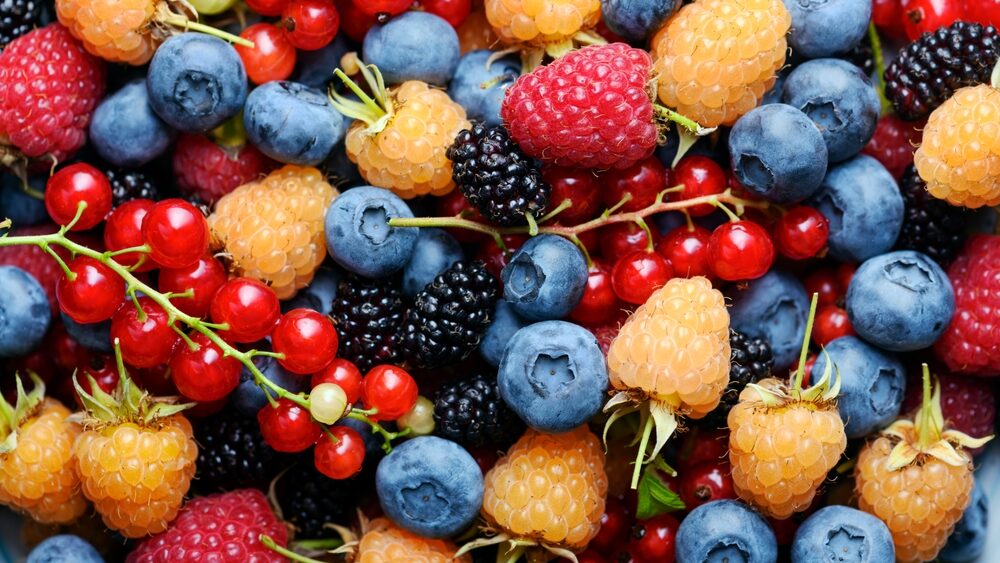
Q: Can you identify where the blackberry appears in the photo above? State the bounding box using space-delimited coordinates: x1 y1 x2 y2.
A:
0 0 42 48
193 407 288 492
698 330 774 430
893 164 969 266
447 122 550 227
399 260 498 369
885 21 1000 121
433 372 524 448
330 273 405 372
843 34 873 77
105 168 159 207
275 460 360 539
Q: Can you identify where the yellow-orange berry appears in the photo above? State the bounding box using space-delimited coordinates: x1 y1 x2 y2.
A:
458 10 500 53
484 0 601 46
208 165 337 300
914 84 1000 208
56 0 157 65
651 0 791 128
358 517 471 563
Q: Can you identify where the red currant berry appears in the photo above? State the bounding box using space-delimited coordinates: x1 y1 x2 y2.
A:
282 0 340 50
131 364 177 396
600 222 658 258
774 206 829 260
804 268 842 307
678 460 736 510
708 221 774 281
142 199 209 269
57 256 125 324
272 308 339 374
835 262 856 291
257 398 322 452
628 514 679 563
314 425 366 479
602 156 667 213
246 0 290 15
542 165 602 224
78 354 118 396
51 322 91 372
965 0 1000 26
612 251 673 305
236 23 297 84
475 234 527 280
110 298 180 368
103 199 155 272
420 0 471 26
158 256 228 319
670 156 726 217
569 261 621 326
312 358 363 403
813 305 855 346
655 225 713 279
45 163 113 231
336 0 378 41
589 497 631 556
675 429 730 471
902 0 963 40
576 551 608 563
362 364 418 421
352 0 411 17
436 189 488 243
873 0 907 40
170 333 241 402
210 277 281 343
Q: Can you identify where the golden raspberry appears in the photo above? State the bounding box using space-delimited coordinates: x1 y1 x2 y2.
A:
458 10 500 54
208 165 337 300
651 0 791 128
74 415 198 538
482 427 607 551
56 0 157 65
0 400 88 524
728 378 847 519
485 0 601 46
358 518 471 563
914 84 1000 208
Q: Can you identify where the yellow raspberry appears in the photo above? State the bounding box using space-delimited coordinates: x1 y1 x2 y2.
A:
458 10 500 54
484 0 601 47
914 84 1000 208
56 0 157 65
651 0 791 128
208 165 337 300
358 518 471 563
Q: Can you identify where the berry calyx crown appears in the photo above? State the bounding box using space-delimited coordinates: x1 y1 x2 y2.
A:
0 373 47 454
329 54 395 137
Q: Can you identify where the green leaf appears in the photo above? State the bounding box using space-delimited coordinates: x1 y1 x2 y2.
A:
635 467 685 520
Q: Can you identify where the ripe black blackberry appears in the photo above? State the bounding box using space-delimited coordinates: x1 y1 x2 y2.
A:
433 372 524 448
193 407 288 492
105 168 159 207
447 122 550 226
698 330 774 430
894 164 969 266
330 273 405 372
885 21 1000 121
843 34 873 77
275 461 360 539
0 0 42 48
399 260 498 369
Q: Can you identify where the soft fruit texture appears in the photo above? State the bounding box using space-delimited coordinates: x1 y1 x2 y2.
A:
483 0 601 46
901 369 995 453
173 134 276 205
861 115 923 180
56 0 160 64
357 517 472 563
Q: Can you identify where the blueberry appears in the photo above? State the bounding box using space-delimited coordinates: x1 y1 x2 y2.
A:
498 321 608 433
728 269 810 371
375 436 483 538
501 234 588 321
480 300 531 368
402 228 463 297
294 34 354 90
810 336 905 438
27 535 104 563
784 0 871 59
61 313 112 354
846 250 955 352
807 155 904 262
0 175 47 226
88 80 174 168
600 0 679 41
0 266 50 358
231 348 310 416
761 68 791 106
941 478 988 563
781 58 879 162
728 104 828 203
447 50 520 127
244 81 345 166
676 500 778 563
791 505 895 563
281 264 342 315
363 12 460 86
146 33 248 133
324 186 419 278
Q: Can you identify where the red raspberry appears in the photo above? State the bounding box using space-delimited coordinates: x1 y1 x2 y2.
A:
0 225 70 314
901 367 995 453
501 43 659 170
935 234 1000 376
173 134 276 205
0 24 105 163
126 489 288 563
860 115 923 180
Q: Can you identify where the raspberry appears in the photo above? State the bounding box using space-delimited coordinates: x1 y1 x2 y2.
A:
275 461 359 539
651 0 791 128
0 24 105 163
501 43 659 170
127 489 288 563
106 168 160 207
0 0 43 47
208 165 337 299
330 273 404 373
913 84 1000 208
432 372 524 448
893 164 970 266
358 517 471 563
173 134 276 205
860 115 924 181
934 235 1000 375
901 369 995 454
885 21 1000 122
484 0 601 47
56 0 156 65
0 225 67 314
193 407 288 493
697 330 774 430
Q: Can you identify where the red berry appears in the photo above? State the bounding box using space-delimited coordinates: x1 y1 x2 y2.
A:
670 156 727 217
675 429 730 471
362 365 418 421
860 115 923 180
75 354 119 403
174 134 276 205
655 225 713 279
352 0 411 17
601 156 668 213
813 305 855 346
45 163 112 231
246 0 290 15
612 251 673 305
210 278 280 343
257 398 322 452
775 206 829 260
628 514 679 563
131 363 177 396
589 497 631 556
803 268 842 307
902 0 964 40
110 298 180 368
272 308 339 374
57 256 125 324
708 221 774 281
142 199 209 269
576 551 609 563
103 199 155 272
569 261 621 326
312 358 363 403
965 0 1000 26
475 234 527 281
314 425 366 479
236 24 297 85
436 188 488 243
420 0 472 26
170 333 241 402
336 0 378 41
600 222 658 259
158 256 228 319
51 322 91 372
678 460 736 511
835 262 856 292
541 165 602 225
282 0 340 50
873 0 908 40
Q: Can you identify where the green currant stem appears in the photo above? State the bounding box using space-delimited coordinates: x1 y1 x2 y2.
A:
259 535 326 563
792 293 821 394
635 217 654 253
653 105 702 133
293 538 344 550
105 244 150 259
161 14 255 48
712 200 740 223
570 234 594 269
525 212 539 236
381 215 508 250
631 413 655 490
40 242 74 280
917 363 937 450
868 22 893 116
537 199 573 224
251 350 287 361
347 410 410 453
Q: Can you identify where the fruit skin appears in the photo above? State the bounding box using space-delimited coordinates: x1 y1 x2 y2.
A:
27 534 104 563
126 488 287 563
901 369 995 454
479 300 531 368
433 372 524 448
811 336 906 438
790 506 895 563
237 23 297 85
728 269 809 371
243 80 345 166
600 0 679 41
61 313 112 354
363 11 460 86
375 436 483 538
698 330 774 430
708 221 775 282
143 199 209 269
170 333 242 402
362 365 418 421
675 500 778 563
274 459 360 539
939 479 988 563
330 273 405 372
231 349 310 416
402 228 463 297
89 80 174 168
498 320 608 432
782 0 870 58
935 235 1000 375
448 50 520 127
193 407 286 492
894 165 970 266
111 297 180 369
45 163 113 232
257 398 321 453
484 0 601 47
324 186 419 278
0 0 43 47
157 256 228 319
500 234 588 321
106 168 159 207
55 0 158 64
0 266 50 358
861 115 923 181
210 278 281 343
357 516 472 563
57 257 126 325
502 43 658 170
271 308 339 374
174 134 275 205
846 250 955 352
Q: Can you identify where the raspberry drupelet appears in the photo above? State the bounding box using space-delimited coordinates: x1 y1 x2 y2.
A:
484 0 602 61
356 517 471 563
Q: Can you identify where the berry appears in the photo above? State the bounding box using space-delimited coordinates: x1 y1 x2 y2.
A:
104 199 154 273
501 234 588 321
843 31 875 76
966 0 1000 26
271 309 338 374
940 479 989 562
45 164 113 231
0 266 51 358
244 81 346 166
174 134 276 205
708 221 775 281
282 0 339 51
275 461 359 539
352 0 409 17
729 270 810 371
157 255 228 319
448 123 550 226
57 256 125 324
671 156 728 215
28 536 103 563
791 506 895 563
860 115 923 180
143 199 209 269
894 165 969 266
357 517 472 563
448 50 520 127
324 186 420 278
363 11 460 86
106 168 160 207
248 0 289 15
628 514 680 562
812 305 854 346
600 0 678 42
363 364 418 421
902 0 964 41
330 273 405 372
402 228 464 297
678 461 736 511
90 80 174 169
784 0 869 58
0 0 42 47
309 382 348 424
193 407 287 492
336 0 377 41
236 23 297 85
655 225 713 279
774 206 829 260
935 235 1000 375
541 166 602 225
433 372 524 448
480 300 531 367
484 0 600 48
569 261 620 326
699 330 773 430
600 222 658 259
314 425 365 479
312 359 363 404
210 278 281 344
258 398 321 453
901 368 995 454
169 333 242 402
611 251 673 305
111 298 180 368
602 156 668 213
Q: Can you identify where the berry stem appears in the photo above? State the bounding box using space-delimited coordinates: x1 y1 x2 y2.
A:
868 22 893 116
259 535 326 563
631 412 655 490
792 292 820 393
712 200 740 223
915 363 941 450
653 106 707 134
161 14 255 48
536 198 573 224
992 56 1000 90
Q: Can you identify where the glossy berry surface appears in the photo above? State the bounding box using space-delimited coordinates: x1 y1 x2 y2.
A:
110 297 179 368
210 278 281 343
170 333 242 402
157 256 228 319
352 0 411 17
236 24 296 85
314 425 365 479
602 156 667 213
282 0 340 50
902 0 963 39
103 199 154 272
775 206 829 260
708 222 775 281
600 222 658 259
670 156 727 217
569 262 621 326
612 251 673 305
271 308 339 374
422 0 472 26
628 514 680 563
363 364 418 421
257 398 321 452
311 359 363 403
813 305 855 346
656 226 713 279
246 0 290 15
45 163 113 231
142 199 209 269
542 165 602 224
678 461 736 511
56 257 125 324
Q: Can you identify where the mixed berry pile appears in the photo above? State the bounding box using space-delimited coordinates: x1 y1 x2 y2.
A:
1 0 999 562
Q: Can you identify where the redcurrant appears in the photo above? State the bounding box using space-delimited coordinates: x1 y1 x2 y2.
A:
51 322 91 372
675 428 730 470
542 165 602 224
352 0 411 17
257 398 322 452
336 0 378 42
57 256 126 324
602 156 667 213
678 460 736 511
670 156 726 217
75 355 118 405
774 206 829 260
813 305 855 346
420 0 471 26
362 364 418 421
142 199 209 269
600 222 658 258
569 261 620 326
873 0 907 39
612 251 673 305
312 358 363 403
246 0 289 15
169 333 241 402
965 0 1000 26
272 308 339 374
835 262 856 291
210 277 281 343
902 0 963 40
589 497 631 556
803 268 842 307
110 297 180 368
655 225 713 279
236 24 297 84
45 163 113 231
627 514 679 563
282 0 340 50
158 255 228 319
314 426 366 479
708 221 774 281
103 199 155 272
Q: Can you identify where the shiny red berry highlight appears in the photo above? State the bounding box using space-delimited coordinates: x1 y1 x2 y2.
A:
110 297 180 368
45 163 113 231
236 23 297 84
362 365 418 421
272 308 339 374
157 256 229 319
612 251 673 305
169 333 241 402
142 199 209 269
258 398 322 452
210 277 281 343
282 0 340 50
314 425 366 479
775 206 829 260
57 256 125 324
312 359 363 403
708 221 775 281
103 199 155 272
